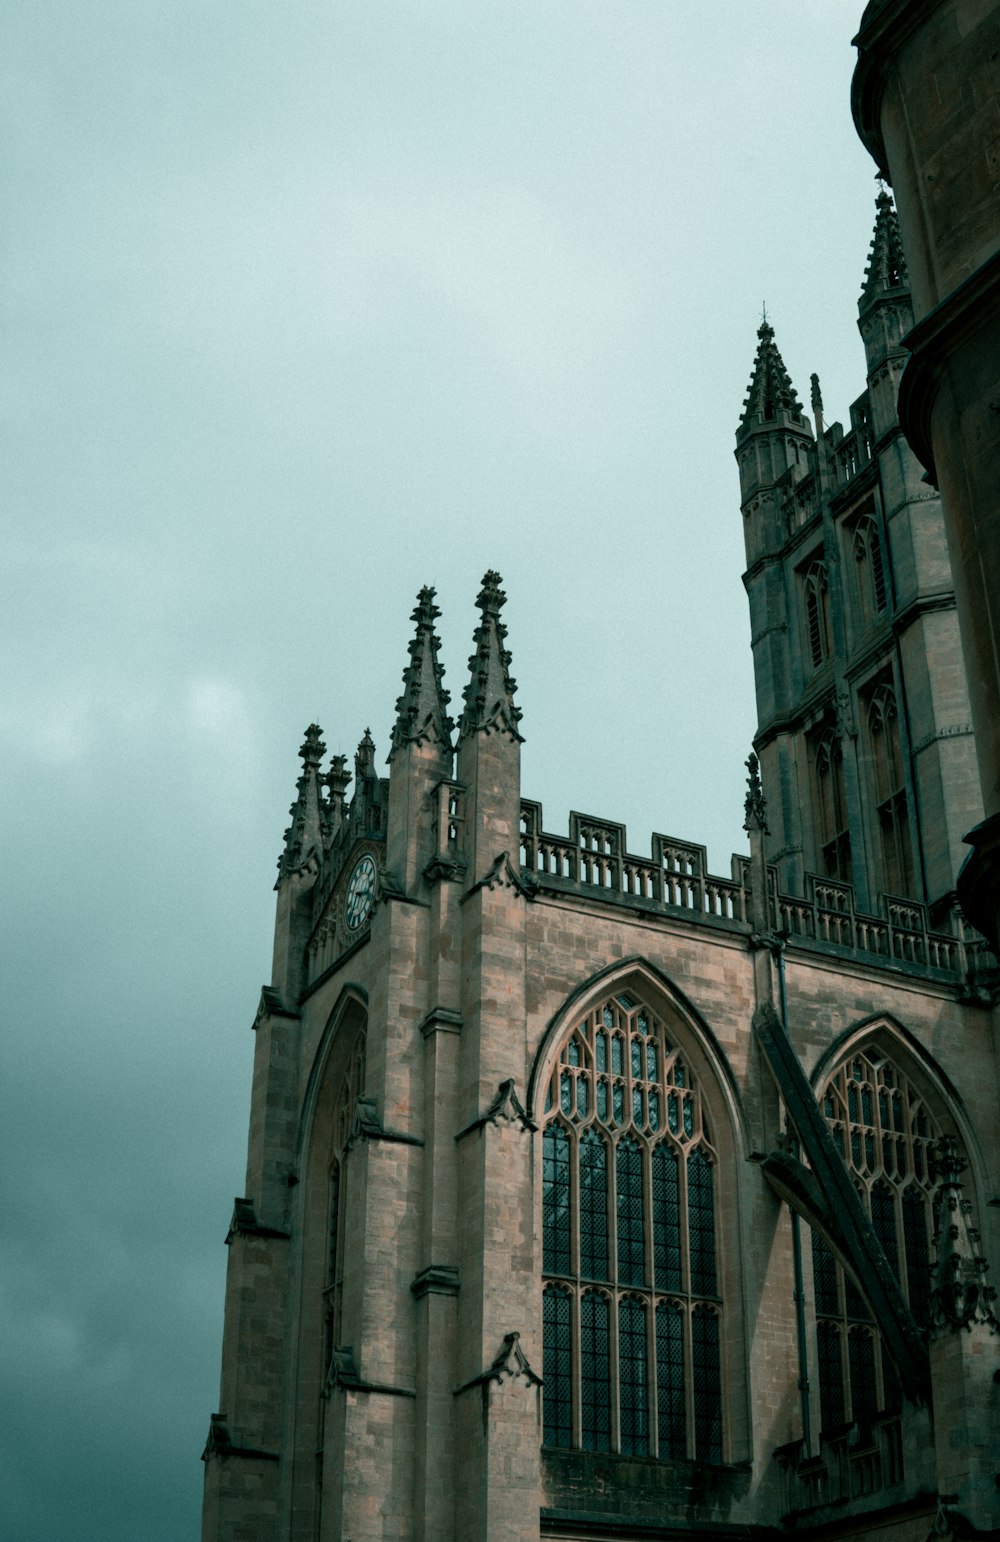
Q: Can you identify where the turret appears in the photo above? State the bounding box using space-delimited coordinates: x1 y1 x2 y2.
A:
455 571 523 882
735 319 816 566
858 187 913 437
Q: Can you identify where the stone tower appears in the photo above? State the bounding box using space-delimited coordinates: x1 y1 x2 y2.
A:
736 193 981 924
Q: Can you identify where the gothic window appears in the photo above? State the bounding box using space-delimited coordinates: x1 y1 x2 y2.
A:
804 561 831 670
865 682 914 897
811 1048 941 1430
813 729 851 882
541 991 723 1461
853 515 888 621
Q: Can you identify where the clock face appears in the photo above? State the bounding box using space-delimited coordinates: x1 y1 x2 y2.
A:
345 854 377 931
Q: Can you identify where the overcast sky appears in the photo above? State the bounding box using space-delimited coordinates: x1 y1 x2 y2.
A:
2 6 879 1538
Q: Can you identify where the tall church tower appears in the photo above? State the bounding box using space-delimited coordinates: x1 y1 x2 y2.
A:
736 192 982 922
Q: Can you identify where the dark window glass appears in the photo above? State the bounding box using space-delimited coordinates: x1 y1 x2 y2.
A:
656 1302 686 1458
579 1130 609 1281
543 1126 571 1276
817 1322 845 1430
653 1145 682 1291
618 1299 649 1456
616 1138 645 1287
692 1307 722 1462
871 1181 898 1279
580 1292 611 1452
542 1287 572 1448
812 1232 839 1316
902 1187 930 1327
688 1150 717 1296
849 1327 878 1427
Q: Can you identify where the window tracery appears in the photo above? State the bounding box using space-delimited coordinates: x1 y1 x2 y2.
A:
541 990 723 1462
811 1046 942 1429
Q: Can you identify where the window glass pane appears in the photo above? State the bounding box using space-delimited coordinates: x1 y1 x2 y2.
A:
812 1231 838 1316
817 1322 845 1431
543 1126 571 1276
688 1150 717 1296
656 1302 686 1458
652 1145 681 1292
542 1288 572 1448
692 1307 722 1462
580 1293 611 1452
849 1327 877 1427
616 1138 645 1287
618 1299 649 1457
579 1130 609 1281
902 1187 930 1327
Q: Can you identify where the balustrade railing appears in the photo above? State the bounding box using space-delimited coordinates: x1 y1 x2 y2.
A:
520 800 974 981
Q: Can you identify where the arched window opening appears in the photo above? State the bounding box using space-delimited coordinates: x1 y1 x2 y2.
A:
866 683 914 897
541 989 723 1462
804 561 831 669
813 729 852 883
811 1047 942 1431
853 516 888 621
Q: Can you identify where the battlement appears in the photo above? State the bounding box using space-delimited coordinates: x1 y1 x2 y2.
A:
519 797 988 988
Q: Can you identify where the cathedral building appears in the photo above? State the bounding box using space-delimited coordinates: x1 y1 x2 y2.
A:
201 176 1000 1540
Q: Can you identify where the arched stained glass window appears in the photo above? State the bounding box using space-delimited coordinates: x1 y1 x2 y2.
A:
811 1046 944 1430
541 988 723 1461
323 1031 366 1376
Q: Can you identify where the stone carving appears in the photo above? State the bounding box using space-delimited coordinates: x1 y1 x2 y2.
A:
459 570 523 741
929 1136 999 1335
743 752 769 835
391 586 454 753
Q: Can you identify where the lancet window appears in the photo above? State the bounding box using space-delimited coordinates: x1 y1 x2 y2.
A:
865 682 914 897
813 729 851 883
811 1047 940 1430
853 515 888 622
804 561 831 670
541 991 723 1462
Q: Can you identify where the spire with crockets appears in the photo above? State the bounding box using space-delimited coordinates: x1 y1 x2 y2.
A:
391 585 453 755
860 183 909 310
738 318 807 436
277 723 327 877
459 570 523 742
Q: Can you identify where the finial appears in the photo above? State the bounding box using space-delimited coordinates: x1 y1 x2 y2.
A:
810 373 823 415
459 571 523 741
299 722 326 769
391 584 454 754
743 752 769 835
355 727 376 777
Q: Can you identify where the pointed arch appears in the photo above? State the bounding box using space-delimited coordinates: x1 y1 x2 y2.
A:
533 960 746 1465
805 1013 979 1432
527 956 748 1159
